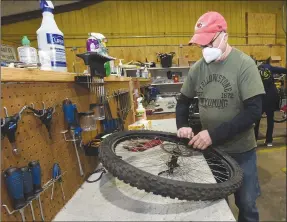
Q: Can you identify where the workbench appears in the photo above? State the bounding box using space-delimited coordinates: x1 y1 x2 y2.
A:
53 119 235 221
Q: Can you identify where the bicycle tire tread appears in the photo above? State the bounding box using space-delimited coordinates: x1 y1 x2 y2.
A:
99 130 243 201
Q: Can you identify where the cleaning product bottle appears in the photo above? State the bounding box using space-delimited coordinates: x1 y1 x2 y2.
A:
104 62 111 76
136 68 140 78
136 97 146 122
118 59 123 76
37 0 67 72
142 65 148 78
86 33 100 52
17 36 38 64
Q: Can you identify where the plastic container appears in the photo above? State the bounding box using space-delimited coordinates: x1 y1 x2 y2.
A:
37 0 67 72
136 97 146 122
17 36 38 64
91 104 105 120
79 111 97 131
86 33 100 52
142 65 148 78
157 52 175 68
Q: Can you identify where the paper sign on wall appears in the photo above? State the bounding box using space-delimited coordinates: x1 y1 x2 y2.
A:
1 44 17 62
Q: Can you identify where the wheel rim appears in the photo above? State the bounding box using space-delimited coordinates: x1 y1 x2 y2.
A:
112 134 233 185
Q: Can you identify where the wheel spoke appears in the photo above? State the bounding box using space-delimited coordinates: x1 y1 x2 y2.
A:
114 136 231 184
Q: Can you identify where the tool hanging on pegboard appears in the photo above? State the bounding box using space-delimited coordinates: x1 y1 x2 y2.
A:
28 160 45 221
2 160 45 222
27 102 56 140
50 163 65 201
62 98 84 176
114 89 131 130
3 167 27 221
1 106 27 155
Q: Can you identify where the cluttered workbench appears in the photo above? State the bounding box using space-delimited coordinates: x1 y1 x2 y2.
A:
53 119 235 221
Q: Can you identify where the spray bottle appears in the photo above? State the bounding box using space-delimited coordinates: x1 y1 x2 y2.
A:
86 33 100 52
136 97 146 122
37 0 67 72
117 59 124 76
142 65 148 78
17 36 38 64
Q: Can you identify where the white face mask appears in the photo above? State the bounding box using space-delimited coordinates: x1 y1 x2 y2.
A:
202 34 226 63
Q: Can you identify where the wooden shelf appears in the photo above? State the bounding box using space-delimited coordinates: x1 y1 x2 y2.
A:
104 76 131 82
125 66 190 71
1 67 76 82
1 67 152 84
151 82 183 86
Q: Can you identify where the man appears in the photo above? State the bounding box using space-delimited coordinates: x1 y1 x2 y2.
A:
254 57 287 146
176 12 265 222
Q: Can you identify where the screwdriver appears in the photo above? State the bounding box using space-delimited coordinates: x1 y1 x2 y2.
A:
3 167 27 222
50 163 65 200
28 161 45 222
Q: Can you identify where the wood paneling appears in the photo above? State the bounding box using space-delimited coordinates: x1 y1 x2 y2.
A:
1 0 286 71
247 13 277 44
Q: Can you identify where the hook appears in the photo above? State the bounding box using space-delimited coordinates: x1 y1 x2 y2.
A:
52 105 56 114
18 105 27 120
2 204 17 215
29 102 46 117
42 101 46 110
3 107 8 117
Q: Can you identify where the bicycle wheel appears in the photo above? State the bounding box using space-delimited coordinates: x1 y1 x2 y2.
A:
99 130 243 201
274 110 287 123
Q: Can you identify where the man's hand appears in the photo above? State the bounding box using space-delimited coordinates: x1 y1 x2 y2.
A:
189 130 212 150
177 127 194 139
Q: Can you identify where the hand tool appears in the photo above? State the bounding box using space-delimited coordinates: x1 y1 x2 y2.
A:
20 166 36 221
27 103 55 139
29 160 45 221
50 163 65 200
1 106 27 155
62 99 84 176
3 167 27 221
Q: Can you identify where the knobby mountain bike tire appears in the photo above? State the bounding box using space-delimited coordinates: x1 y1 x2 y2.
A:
273 111 287 123
99 130 243 201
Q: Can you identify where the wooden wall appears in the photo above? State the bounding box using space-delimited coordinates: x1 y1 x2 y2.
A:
1 0 286 71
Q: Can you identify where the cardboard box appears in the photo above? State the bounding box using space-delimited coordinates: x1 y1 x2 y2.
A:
270 55 282 67
128 120 152 130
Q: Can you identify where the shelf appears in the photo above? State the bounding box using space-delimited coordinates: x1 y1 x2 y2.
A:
1 67 77 82
1 67 152 83
104 76 132 82
151 82 183 86
125 66 190 71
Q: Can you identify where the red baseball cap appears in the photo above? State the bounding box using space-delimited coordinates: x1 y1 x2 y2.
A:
189 12 227 45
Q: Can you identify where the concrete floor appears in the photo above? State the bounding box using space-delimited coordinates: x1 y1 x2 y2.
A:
229 118 286 221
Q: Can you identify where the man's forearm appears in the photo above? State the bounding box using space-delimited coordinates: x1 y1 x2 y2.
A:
270 66 287 74
176 93 193 129
208 95 263 145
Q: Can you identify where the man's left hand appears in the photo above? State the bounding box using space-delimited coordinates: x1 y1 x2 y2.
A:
188 130 212 150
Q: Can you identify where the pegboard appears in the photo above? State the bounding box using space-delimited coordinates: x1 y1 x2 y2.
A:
1 81 119 221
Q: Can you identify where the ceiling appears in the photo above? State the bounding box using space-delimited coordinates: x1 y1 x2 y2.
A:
1 1 80 17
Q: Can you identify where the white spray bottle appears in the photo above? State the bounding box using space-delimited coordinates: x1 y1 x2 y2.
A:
37 0 67 72
136 97 146 122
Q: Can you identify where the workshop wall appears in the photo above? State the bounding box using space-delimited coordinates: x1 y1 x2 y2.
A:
2 0 286 71
0 78 136 221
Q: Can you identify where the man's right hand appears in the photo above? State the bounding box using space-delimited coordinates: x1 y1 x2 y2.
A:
177 127 194 139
